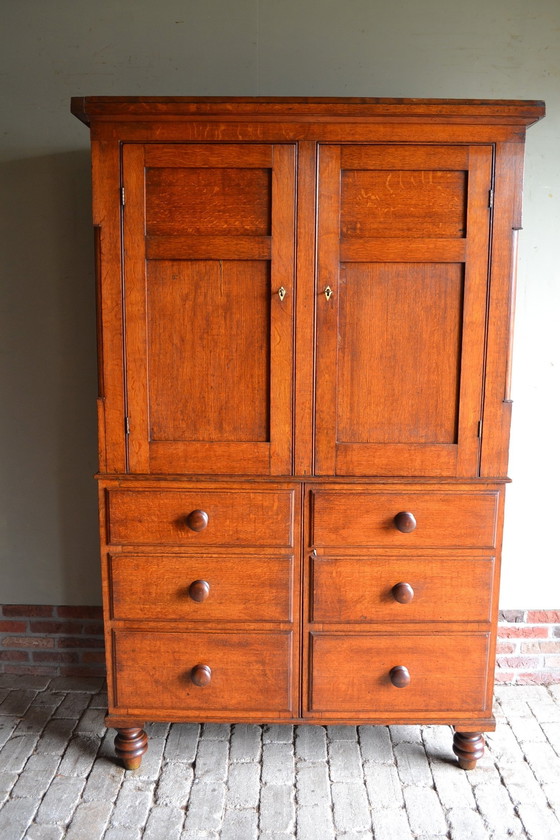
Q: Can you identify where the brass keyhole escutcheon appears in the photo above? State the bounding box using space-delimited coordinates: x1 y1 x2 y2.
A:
278 286 286 302
324 286 333 301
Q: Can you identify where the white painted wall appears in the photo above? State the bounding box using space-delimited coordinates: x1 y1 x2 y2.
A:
1 0 558 606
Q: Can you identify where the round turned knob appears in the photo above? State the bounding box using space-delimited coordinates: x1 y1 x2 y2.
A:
185 509 209 532
394 511 416 533
392 582 414 604
389 665 411 688
188 580 210 602
191 664 212 687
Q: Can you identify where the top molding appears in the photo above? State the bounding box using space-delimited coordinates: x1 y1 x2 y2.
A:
71 96 545 127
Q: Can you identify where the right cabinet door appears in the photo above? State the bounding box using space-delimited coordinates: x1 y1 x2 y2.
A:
315 144 493 477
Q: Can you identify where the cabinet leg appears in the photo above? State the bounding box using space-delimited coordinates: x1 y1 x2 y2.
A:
453 730 485 770
114 726 148 770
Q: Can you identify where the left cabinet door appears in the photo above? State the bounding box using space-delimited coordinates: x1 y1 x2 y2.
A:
122 144 296 475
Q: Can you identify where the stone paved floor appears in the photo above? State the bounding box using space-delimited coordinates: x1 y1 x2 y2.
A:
0 676 559 839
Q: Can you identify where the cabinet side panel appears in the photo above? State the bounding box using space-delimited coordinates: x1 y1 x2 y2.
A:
480 141 526 477
91 140 126 473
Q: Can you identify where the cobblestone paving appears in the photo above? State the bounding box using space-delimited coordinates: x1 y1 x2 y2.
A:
0 675 559 839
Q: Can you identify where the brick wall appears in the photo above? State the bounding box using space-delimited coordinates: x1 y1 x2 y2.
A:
496 610 560 685
2 605 560 684
0 606 105 677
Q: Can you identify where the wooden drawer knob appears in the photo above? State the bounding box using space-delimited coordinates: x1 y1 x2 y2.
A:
389 665 411 688
185 509 209 532
191 664 212 687
188 580 210 602
394 511 416 533
392 582 414 604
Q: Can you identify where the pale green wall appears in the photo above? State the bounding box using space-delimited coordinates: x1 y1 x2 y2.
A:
1 0 558 606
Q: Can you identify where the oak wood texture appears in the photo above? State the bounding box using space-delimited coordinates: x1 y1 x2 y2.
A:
113 629 294 715
308 631 490 714
310 489 499 549
106 487 295 547
73 96 544 770
315 143 492 477
109 554 293 622
310 556 494 623
122 142 295 476
71 96 545 125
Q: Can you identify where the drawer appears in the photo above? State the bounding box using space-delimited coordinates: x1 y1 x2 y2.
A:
107 487 295 547
310 489 498 549
309 631 489 714
113 629 293 714
110 554 293 622
311 556 494 623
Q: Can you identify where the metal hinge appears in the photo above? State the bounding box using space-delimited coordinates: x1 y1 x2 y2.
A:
125 416 130 435
121 187 125 206
477 419 483 438
488 188 494 209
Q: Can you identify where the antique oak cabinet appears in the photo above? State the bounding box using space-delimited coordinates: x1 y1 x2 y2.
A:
71 97 544 770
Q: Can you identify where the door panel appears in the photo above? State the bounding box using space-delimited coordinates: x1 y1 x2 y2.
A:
123 144 296 475
147 260 270 443
341 169 467 238
315 144 493 477
337 262 463 445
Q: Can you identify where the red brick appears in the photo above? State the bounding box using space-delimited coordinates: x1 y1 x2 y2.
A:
0 650 29 662
0 621 28 633
56 637 104 649
2 605 54 618
516 671 560 685
85 623 105 636
498 626 548 639
56 606 103 620
544 655 560 668
3 636 54 649
526 611 560 624
496 641 516 654
496 656 540 669
521 641 560 654
494 671 515 684
32 651 80 664
29 621 84 635
82 652 106 665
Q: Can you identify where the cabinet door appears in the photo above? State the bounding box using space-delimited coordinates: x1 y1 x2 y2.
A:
315 145 492 477
122 144 295 475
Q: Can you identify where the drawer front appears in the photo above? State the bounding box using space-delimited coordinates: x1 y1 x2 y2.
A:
110 554 293 622
114 630 293 713
107 488 294 547
311 490 498 549
311 556 494 623
309 632 489 714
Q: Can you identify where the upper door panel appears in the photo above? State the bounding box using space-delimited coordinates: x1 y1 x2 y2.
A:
315 144 493 477
122 144 296 475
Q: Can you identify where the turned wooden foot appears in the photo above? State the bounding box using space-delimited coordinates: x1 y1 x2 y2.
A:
453 731 485 770
114 726 148 770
